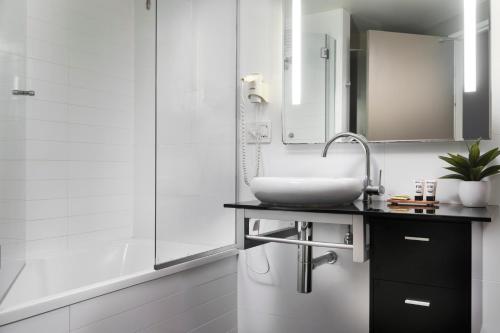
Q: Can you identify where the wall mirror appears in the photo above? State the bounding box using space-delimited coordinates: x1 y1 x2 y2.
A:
282 0 491 143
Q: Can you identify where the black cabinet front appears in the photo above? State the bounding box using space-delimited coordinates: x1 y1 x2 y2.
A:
372 280 469 333
371 219 470 288
369 217 472 333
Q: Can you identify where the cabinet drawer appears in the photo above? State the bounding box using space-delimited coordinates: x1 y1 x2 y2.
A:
372 280 469 333
371 219 470 288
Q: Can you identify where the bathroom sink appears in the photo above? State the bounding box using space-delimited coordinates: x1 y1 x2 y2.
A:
250 177 364 206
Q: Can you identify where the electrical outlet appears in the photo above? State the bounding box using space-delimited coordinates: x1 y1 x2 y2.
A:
247 121 272 144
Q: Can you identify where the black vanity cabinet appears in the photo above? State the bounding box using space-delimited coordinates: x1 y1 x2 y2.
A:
224 200 495 333
369 217 471 333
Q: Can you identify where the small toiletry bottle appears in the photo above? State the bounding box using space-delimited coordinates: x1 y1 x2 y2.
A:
414 180 425 201
425 180 437 201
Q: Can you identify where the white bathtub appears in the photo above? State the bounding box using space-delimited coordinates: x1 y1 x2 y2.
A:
0 239 237 326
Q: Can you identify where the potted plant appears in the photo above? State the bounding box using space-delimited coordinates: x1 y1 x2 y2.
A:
439 140 500 207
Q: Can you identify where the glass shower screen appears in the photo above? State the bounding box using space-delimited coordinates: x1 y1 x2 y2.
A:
0 0 27 302
155 0 237 269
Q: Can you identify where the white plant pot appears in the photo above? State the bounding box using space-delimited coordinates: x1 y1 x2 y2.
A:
458 181 490 208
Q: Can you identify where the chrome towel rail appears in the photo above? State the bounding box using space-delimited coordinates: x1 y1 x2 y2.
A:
245 234 354 250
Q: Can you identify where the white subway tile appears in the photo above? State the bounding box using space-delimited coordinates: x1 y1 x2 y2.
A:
26 99 67 122
68 178 131 198
26 218 68 240
67 105 133 129
68 143 131 162
68 67 134 96
27 58 68 85
0 161 24 180
68 211 131 235
27 17 68 46
27 38 68 65
28 0 69 28
67 124 132 145
26 161 69 180
69 195 132 215
27 79 68 104
26 38 68 66
67 226 132 250
482 281 500 333
189 310 237 333
26 198 68 220
26 179 67 200
26 140 68 160
26 236 67 259
26 119 67 142
68 161 132 179
141 292 236 333
0 180 25 200
0 140 25 160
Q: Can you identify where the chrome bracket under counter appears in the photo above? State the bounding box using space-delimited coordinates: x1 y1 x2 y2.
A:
226 199 498 265
234 208 369 263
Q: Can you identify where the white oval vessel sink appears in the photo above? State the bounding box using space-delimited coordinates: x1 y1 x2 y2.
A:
250 177 364 206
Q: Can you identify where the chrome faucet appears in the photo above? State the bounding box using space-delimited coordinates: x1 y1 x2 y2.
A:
322 132 384 202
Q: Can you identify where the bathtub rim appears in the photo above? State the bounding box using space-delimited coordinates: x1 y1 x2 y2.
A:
0 248 238 327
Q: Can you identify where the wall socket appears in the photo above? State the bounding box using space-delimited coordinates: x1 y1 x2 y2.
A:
247 121 272 144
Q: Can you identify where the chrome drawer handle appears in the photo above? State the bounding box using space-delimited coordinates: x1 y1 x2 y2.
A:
405 299 431 307
404 236 430 242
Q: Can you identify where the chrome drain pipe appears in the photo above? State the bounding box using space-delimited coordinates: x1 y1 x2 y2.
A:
245 222 343 294
312 250 338 269
297 222 313 294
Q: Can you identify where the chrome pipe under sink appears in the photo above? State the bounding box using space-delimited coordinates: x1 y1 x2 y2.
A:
296 222 339 294
297 222 313 293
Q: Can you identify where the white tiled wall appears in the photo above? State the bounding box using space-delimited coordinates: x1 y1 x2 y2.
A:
238 0 500 332
24 0 136 258
0 257 238 333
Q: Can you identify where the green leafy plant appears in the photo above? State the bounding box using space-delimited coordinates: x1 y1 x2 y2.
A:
439 140 500 181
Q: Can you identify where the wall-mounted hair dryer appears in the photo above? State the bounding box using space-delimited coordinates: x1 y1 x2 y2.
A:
239 73 270 186
241 73 269 104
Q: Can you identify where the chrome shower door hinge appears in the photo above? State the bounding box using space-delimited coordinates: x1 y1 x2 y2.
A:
320 47 330 59
146 0 151 10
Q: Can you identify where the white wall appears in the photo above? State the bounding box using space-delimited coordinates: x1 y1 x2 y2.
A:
23 0 136 258
0 257 237 333
238 0 500 332
480 1 500 331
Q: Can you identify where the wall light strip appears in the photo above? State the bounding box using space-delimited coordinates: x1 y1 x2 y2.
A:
464 0 477 93
291 0 302 105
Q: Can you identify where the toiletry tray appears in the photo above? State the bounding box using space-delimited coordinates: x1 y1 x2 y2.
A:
387 199 440 207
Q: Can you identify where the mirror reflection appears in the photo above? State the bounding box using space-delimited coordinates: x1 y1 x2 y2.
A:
282 0 490 143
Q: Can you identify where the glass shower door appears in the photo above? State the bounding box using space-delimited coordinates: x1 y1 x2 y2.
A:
0 0 27 302
154 0 237 269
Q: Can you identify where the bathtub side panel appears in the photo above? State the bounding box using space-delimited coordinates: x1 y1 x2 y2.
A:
69 256 238 333
0 307 69 333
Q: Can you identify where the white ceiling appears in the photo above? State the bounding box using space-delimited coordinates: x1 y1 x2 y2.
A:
303 0 464 33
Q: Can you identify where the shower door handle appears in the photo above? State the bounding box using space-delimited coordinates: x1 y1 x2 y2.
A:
12 90 35 96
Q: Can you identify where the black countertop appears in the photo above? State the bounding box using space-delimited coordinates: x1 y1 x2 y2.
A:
224 200 497 222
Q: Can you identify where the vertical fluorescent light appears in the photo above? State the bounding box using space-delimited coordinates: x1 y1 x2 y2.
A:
464 0 477 92
291 0 302 105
